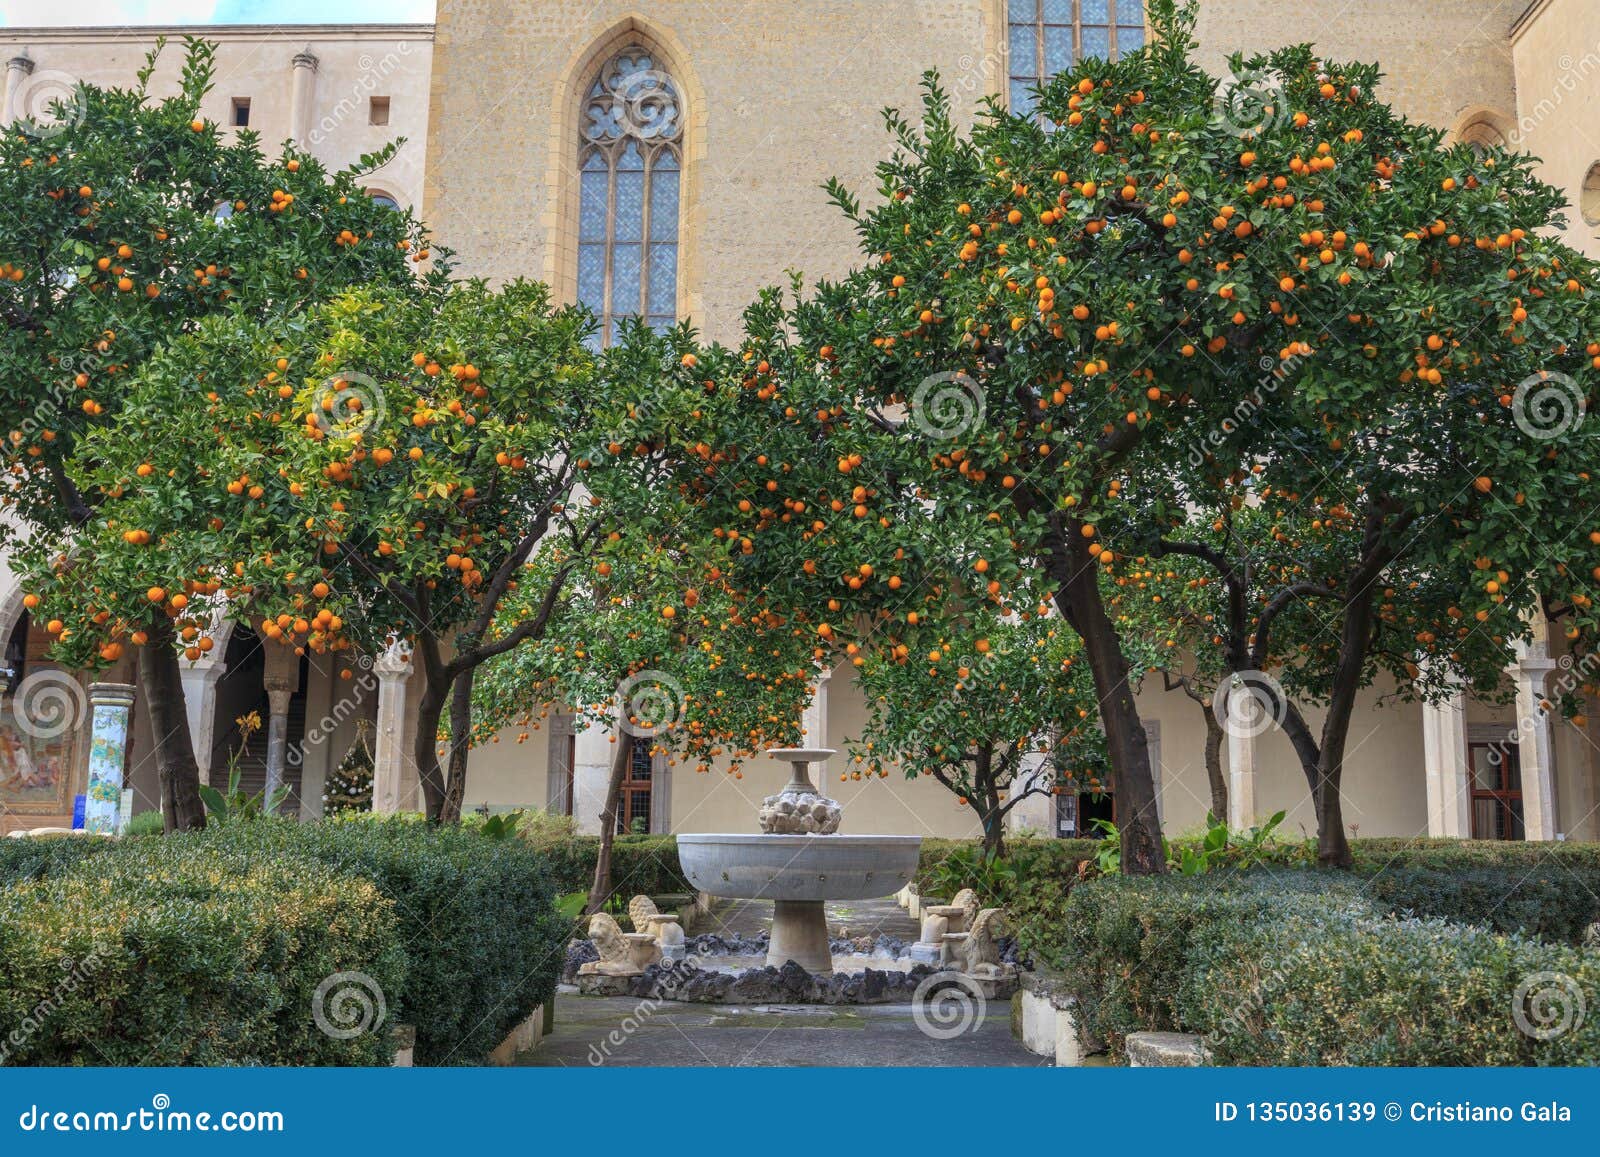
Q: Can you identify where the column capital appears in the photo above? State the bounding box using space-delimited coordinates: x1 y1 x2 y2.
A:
7 55 35 77
372 641 414 680
292 47 319 72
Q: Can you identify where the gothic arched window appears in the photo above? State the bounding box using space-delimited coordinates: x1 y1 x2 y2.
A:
1008 0 1146 116
577 48 682 347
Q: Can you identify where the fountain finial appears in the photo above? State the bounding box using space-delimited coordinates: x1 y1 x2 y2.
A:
759 748 842 834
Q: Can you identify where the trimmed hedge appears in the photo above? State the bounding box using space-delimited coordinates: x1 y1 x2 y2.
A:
1367 865 1600 945
193 818 568 1064
531 833 692 900
0 817 568 1066
0 833 113 886
1182 907 1600 1065
1036 873 1368 1054
1029 871 1600 1065
0 841 405 1065
1351 837 1600 873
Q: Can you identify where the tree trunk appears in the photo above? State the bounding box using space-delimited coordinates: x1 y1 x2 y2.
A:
1311 586 1378 870
138 617 206 833
587 734 633 915
439 667 477 824
1057 547 1165 875
1201 701 1227 825
976 745 1006 860
412 674 449 823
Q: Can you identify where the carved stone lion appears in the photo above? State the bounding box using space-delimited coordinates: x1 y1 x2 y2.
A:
628 894 660 934
588 912 631 964
960 908 1009 975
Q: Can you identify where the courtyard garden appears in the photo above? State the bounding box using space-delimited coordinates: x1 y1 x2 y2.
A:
2 0 1599 1071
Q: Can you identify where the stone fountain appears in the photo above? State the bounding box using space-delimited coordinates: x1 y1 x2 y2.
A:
676 748 921 973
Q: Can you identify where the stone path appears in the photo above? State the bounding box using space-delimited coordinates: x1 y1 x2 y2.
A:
520 994 1047 1067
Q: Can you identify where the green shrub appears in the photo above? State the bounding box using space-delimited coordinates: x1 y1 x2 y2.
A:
0 841 405 1065
1367 865 1600 945
1036 872 1370 1055
914 836 1100 906
123 811 166 837
189 817 568 1064
527 832 691 899
1183 911 1600 1065
1351 837 1600 873
0 833 112 885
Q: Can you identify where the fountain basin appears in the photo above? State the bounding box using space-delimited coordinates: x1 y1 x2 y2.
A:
677 834 922 973
677 834 922 902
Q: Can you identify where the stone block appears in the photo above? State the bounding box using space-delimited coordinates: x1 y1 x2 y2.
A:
1126 1031 1210 1067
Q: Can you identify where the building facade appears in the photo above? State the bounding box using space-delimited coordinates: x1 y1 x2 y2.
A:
2 1 1599 847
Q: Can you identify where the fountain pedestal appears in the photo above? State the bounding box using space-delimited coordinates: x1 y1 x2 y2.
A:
770 899 832 973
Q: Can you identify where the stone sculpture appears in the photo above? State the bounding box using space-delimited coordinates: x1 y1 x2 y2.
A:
958 908 1010 976
629 894 687 962
577 911 660 977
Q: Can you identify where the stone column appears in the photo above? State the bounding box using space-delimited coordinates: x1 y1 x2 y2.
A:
1513 642 1560 841
571 714 619 836
84 682 136 834
1422 688 1471 837
179 654 228 787
803 665 832 746
289 48 318 149
3 55 34 127
371 643 414 815
261 644 300 804
1225 727 1256 831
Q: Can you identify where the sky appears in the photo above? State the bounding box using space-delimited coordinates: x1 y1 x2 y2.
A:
0 0 436 25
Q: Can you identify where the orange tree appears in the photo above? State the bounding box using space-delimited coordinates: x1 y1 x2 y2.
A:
1110 497 1533 856
472 529 818 908
1 39 441 827
16 284 708 826
791 0 1600 869
844 600 1110 859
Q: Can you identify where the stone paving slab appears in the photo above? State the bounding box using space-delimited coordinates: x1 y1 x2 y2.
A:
520 995 1047 1068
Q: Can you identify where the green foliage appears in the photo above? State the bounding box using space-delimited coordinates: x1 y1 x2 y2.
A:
1183 908 1600 1065
1033 872 1365 1054
1367 865 1600 945
0 37 446 542
185 817 565 1065
0 837 406 1065
0 818 566 1065
0 833 111 885
198 757 291 823
122 810 165 837
477 811 523 840
529 833 692 901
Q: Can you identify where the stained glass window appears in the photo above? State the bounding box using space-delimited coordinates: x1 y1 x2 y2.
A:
577 48 683 348
1008 0 1146 115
